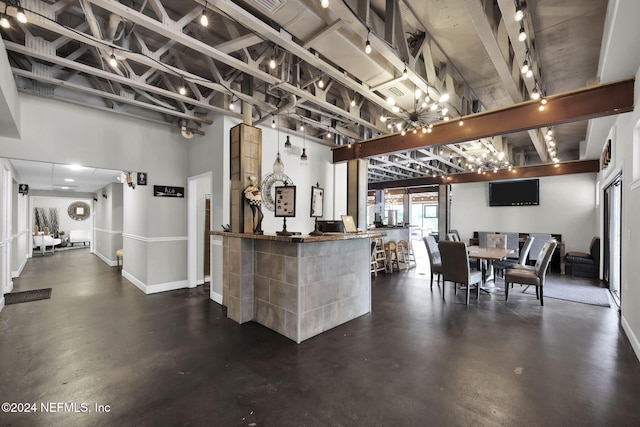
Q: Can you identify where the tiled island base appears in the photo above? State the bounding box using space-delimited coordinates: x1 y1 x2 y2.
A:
218 233 372 343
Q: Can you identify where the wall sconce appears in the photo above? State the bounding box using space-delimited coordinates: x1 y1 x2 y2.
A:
126 172 136 189
102 188 108 199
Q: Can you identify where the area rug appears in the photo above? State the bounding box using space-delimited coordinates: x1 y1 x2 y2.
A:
5 288 52 305
523 282 610 307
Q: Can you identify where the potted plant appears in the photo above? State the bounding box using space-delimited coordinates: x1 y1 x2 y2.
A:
58 230 67 246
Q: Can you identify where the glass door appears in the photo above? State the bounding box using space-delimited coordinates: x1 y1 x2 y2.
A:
603 174 622 307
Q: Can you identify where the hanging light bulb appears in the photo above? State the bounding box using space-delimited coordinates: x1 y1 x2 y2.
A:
199 1 209 26
521 60 530 74
178 80 187 96
380 115 387 122
269 56 276 69
526 68 533 78
229 101 235 111
284 135 292 154
16 6 27 24
109 54 118 68
531 87 540 100
1 13 10 29
515 8 524 22
318 79 324 88
365 30 372 54
402 65 408 80
518 28 527 42
299 124 305 131
271 115 276 128
300 148 308 163
321 0 329 8
438 93 449 103
351 97 356 107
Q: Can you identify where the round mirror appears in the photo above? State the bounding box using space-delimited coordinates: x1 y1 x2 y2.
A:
68 201 90 221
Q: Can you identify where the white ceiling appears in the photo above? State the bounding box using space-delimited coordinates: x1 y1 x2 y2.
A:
10 159 122 194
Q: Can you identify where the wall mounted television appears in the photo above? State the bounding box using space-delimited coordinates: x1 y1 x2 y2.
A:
489 179 539 206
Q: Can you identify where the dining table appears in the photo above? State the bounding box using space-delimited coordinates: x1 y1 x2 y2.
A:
467 246 514 289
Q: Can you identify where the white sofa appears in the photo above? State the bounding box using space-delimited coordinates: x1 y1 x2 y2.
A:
69 230 91 246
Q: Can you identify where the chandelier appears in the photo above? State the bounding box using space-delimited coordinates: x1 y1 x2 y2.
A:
464 148 512 174
382 89 451 136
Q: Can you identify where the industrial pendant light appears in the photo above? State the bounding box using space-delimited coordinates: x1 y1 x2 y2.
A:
200 1 209 26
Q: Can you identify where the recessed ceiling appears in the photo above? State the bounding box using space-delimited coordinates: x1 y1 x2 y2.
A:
10 159 122 193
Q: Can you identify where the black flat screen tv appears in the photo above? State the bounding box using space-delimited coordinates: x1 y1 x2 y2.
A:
489 179 539 206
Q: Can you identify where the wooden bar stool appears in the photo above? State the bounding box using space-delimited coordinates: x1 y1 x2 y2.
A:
372 238 388 275
384 241 400 272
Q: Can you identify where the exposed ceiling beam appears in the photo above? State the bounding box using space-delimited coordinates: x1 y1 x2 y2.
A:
368 159 600 189
333 79 635 163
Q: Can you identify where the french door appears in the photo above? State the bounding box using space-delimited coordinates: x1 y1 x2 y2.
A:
603 174 622 307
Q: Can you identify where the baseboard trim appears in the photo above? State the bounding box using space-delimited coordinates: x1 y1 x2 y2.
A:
121 270 188 295
94 250 117 267
210 291 223 304
12 256 28 278
622 315 640 363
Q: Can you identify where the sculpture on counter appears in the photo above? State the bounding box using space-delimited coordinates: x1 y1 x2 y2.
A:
244 176 264 234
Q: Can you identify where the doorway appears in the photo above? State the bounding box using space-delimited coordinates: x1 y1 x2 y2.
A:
187 172 212 290
603 173 622 307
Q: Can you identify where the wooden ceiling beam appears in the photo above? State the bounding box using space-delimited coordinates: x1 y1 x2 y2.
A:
368 159 600 190
334 78 635 163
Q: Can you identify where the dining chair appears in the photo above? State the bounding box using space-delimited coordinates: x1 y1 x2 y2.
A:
493 235 535 277
485 233 507 249
438 240 483 305
505 240 557 305
527 233 552 264
446 233 460 241
423 235 443 288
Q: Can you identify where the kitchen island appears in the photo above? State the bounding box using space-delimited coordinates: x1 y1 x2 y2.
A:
212 231 376 343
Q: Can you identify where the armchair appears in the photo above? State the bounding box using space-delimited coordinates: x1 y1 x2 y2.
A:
565 237 600 278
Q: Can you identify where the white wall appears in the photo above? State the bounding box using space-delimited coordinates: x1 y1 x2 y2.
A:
259 125 337 234
31 195 93 237
450 173 599 253
94 183 123 265
11 179 28 278
606 65 640 362
0 94 189 293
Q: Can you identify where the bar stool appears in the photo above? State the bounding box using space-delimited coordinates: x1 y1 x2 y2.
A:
372 238 388 275
385 241 403 272
396 240 409 270
398 240 416 269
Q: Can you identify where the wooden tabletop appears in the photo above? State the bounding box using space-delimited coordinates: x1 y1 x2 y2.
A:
467 246 514 261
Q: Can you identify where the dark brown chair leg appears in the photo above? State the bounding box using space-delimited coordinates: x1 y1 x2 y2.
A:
540 287 544 306
505 281 509 300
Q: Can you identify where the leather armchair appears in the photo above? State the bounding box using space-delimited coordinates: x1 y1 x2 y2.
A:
565 237 600 278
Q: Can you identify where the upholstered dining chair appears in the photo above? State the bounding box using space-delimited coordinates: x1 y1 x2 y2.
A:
446 233 460 241
485 233 507 249
423 235 443 289
438 240 483 305
493 235 535 277
505 240 557 306
527 233 552 264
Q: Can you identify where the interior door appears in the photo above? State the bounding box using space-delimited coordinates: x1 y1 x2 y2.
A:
603 174 622 307
204 197 211 278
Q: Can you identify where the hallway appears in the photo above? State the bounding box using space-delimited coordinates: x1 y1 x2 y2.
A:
1 250 639 426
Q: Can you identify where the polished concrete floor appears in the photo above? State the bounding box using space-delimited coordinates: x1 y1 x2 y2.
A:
1 249 640 426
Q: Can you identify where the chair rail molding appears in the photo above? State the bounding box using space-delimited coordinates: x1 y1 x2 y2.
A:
95 228 123 235
122 233 188 243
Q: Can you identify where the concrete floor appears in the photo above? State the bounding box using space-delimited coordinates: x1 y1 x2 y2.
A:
1 249 640 426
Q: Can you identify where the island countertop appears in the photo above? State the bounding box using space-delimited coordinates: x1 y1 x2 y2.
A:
211 231 380 243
